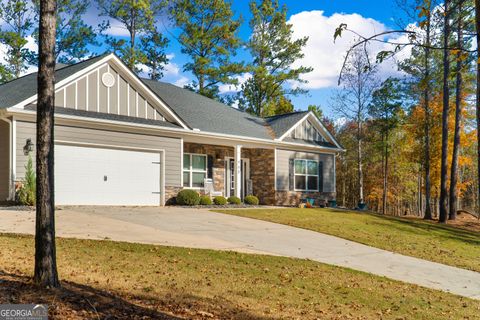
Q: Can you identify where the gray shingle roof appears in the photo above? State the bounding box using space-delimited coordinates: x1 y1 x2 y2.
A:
142 79 274 140
0 53 341 149
0 54 108 109
265 111 309 138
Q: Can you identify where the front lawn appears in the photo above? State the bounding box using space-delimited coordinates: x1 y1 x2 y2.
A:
1 233 478 319
215 208 480 273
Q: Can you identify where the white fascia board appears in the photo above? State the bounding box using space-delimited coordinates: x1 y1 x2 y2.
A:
6 108 344 153
9 54 114 110
8 54 190 130
277 111 344 150
277 112 310 141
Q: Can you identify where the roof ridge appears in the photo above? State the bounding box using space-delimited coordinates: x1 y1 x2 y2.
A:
141 78 268 123
264 110 309 119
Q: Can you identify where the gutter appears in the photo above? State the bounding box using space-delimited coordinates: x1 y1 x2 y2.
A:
5 107 346 153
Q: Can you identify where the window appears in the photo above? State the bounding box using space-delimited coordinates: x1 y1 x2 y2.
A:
294 159 319 191
183 153 207 188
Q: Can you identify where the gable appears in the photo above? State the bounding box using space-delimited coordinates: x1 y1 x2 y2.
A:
53 61 167 122
289 119 326 143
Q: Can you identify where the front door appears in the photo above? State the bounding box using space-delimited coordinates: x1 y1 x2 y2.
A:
226 158 249 199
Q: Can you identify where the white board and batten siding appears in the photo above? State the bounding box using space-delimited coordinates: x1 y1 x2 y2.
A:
275 149 335 192
15 121 182 205
54 62 165 121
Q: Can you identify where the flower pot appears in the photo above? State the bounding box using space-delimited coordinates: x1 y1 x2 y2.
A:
328 200 337 208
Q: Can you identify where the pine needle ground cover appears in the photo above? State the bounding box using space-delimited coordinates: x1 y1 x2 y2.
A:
0 233 479 319
215 208 480 273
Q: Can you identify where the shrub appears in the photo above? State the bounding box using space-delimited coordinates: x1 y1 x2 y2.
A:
199 195 212 205
213 196 227 205
244 195 259 205
228 196 241 205
176 189 200 206
16 157 36 206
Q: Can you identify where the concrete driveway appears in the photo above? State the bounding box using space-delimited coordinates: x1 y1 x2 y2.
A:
1 206 480 300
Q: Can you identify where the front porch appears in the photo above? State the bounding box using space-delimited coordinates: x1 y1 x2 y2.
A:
166 143 276 205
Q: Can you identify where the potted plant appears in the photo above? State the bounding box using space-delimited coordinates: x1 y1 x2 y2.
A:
358 200 367 210
328 199 337 208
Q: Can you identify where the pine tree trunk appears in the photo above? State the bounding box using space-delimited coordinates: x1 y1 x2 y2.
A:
35 0 59 288
475 0 480 219
439 0 451 223
449 3 463 221
423 5 433 220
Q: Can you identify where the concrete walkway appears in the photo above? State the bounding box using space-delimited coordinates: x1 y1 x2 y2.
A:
1 206 480 300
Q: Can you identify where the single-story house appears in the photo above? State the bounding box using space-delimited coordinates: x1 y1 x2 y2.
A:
0 53 344 206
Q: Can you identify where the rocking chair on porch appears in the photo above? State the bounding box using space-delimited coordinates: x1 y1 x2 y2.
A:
204 178 223 197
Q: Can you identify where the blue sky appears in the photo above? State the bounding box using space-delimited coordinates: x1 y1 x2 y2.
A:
89 0 409 118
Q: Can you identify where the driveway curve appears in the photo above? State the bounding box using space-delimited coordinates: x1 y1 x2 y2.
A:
1 206 479 300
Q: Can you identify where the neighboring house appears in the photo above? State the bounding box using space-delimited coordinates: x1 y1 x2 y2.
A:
0 53 344 206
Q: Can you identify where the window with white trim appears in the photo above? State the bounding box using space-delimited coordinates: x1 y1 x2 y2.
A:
294 159 319 191
183 153 207 188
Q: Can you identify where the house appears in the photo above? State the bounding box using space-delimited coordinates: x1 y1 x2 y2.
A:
0 53 344 206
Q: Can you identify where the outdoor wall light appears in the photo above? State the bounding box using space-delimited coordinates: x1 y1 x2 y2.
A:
23 139 34 156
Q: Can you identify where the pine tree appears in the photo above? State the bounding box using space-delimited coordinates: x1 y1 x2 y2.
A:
97 0 168 74
35 0 59 288
170 0 244 100
0 0 33 82
32 0 99 63
240 0 312 116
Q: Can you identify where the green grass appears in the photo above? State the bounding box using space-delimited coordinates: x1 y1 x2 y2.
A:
1 233 479 319
215 208 480 273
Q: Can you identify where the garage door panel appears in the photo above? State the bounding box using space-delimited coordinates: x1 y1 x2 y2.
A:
55 145 161 205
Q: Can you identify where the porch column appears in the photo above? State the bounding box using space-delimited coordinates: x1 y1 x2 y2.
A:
234 144 242 198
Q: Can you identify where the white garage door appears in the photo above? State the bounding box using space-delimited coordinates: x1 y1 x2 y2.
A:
55 144 161 206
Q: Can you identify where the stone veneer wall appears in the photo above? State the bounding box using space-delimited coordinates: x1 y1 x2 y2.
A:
165 186 183 205
244 148 276 205
275 191 336 207
184 143 234 194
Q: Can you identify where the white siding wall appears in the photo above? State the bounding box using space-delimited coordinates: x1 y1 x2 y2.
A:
0 120 10 201
276 149 335 192
16 121 182 187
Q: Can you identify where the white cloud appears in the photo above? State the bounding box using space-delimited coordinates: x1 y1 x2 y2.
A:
174 76 190 88
288 10 407 89
218 73 252 94
164 53 181 77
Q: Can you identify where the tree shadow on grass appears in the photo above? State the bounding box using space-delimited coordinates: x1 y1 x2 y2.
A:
0 270 275 320
366 213 480 246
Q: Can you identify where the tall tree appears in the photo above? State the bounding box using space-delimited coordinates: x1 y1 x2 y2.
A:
369 78 403 215
449 0 467 220
421 0 433 220
239 0 312 116
476 0 480 220
32 0 99 63
35 0 59 288
0 0 33 81
170 0 244 99
439 0 451 223
333 47 379 206
140 26 168 80
98 0 168 74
